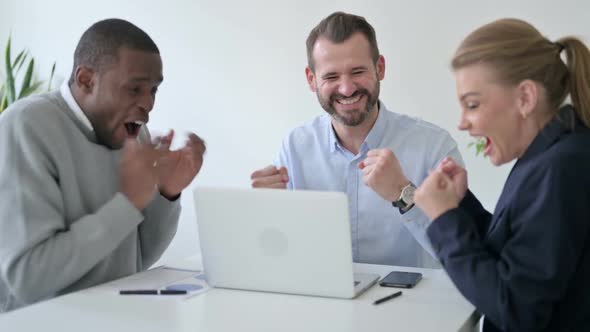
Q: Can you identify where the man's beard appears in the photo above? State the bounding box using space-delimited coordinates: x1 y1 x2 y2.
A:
317 81 380 127
88 112 121 150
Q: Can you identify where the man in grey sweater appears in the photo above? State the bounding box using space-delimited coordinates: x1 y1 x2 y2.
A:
0 19 206 312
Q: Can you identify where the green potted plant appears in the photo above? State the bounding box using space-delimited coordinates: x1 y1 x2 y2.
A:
0 35 55 114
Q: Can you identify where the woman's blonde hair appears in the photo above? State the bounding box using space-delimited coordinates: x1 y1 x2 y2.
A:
451 18 590 127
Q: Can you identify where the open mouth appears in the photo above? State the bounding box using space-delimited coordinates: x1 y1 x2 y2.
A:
336 94 363 105
484 137 492 156
124 120 145 138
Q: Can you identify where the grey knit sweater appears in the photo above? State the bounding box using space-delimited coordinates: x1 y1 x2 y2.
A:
0 91 180 312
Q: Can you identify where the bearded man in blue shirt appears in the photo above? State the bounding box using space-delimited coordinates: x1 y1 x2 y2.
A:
251 12 462 268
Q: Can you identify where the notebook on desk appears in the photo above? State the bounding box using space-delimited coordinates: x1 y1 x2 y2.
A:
193 187 379 299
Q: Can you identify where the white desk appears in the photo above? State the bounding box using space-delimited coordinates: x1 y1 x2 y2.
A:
0 260 478 332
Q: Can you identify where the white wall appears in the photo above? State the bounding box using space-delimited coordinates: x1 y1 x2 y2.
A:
1 0 588 264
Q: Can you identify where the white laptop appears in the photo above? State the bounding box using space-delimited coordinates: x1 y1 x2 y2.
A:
193 187 379 299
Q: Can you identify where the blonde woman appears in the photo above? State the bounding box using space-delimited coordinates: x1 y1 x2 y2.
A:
414 19 590 331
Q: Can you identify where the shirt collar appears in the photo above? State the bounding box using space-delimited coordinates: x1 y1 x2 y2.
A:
60 80 93 131
518 104 578 163
327 100 388 153
364 101 388 149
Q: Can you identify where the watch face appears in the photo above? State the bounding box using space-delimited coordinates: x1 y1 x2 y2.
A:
402 185 416 205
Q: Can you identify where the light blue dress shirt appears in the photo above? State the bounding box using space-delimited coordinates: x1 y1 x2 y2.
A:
274 102 463 268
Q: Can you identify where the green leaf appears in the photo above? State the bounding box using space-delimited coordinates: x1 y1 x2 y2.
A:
12 49 25 69
0 93 7 113
47 62 56 91
18 57 35 99
19 80 44 98
14 50 28 76
4 35 16 104
467 137 487 158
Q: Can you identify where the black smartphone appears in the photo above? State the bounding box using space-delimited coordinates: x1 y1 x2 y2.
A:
379 271 422 288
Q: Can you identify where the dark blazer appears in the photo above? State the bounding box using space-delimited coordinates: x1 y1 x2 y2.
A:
428 106 590 332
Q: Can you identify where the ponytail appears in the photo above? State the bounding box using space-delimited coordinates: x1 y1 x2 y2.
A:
557 37 590 127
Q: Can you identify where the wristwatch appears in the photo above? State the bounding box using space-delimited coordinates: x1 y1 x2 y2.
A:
392 182 416 211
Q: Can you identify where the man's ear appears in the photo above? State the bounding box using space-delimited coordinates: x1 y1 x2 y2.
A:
376 55 385 81
74 66 96 94
516 79 539 119
305 67 317 93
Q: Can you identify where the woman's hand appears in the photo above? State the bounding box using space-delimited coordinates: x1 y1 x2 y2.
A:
414 169 461 220
437 157 468 201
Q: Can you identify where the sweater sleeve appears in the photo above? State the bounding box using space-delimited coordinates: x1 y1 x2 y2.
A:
0 109 143 305
138 194 181 268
